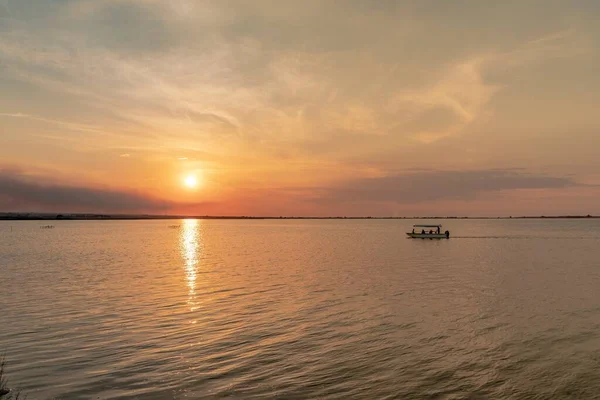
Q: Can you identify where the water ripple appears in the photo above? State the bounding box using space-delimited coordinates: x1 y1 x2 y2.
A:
2 219 600 398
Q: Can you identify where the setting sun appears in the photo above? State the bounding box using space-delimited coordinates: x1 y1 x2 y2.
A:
184 175 198 189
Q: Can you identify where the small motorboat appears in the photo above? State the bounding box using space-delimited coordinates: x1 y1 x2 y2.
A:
406 224 449 239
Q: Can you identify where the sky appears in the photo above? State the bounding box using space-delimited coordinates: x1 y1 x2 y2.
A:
1 0 600 216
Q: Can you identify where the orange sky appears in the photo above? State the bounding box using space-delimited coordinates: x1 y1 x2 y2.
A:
1 1 600 216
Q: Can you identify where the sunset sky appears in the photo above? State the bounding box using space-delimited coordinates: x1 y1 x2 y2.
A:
1 0 600 216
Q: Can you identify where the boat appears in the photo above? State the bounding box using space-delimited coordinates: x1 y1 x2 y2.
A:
406 224 450 239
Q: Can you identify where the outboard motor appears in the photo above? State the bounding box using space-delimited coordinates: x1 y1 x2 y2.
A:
445 230 450 238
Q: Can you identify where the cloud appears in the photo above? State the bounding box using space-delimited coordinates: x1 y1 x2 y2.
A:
320 169 580 204
0 112 104 134
0 169 174 213
0 0 587 153
527 28 575 45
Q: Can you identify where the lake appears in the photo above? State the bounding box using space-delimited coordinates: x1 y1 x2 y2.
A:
1 219 600 399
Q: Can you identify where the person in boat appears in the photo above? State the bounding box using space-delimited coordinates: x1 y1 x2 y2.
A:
436 226 440 234
421 229 425 234
412 228 415 234
429 229 433 234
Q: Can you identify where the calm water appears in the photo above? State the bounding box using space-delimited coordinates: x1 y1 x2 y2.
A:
1 219 600 399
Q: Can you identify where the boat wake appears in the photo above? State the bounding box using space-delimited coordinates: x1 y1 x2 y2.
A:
453 236 599 239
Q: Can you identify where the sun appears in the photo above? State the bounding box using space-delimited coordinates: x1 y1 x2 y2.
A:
184 175 198 189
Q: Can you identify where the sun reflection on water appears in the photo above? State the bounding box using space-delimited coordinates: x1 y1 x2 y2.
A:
180 219 201 313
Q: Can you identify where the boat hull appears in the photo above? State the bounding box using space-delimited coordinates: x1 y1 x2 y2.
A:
406 233 449 239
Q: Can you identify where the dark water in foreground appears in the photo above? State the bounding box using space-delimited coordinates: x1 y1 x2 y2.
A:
1 219 600 399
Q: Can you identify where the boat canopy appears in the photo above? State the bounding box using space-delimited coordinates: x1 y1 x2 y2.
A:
413 224 442 228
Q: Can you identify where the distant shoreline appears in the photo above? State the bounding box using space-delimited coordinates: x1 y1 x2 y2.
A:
0 213 597 221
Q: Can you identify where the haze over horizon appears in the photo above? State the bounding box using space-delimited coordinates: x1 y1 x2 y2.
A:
2 1 600 217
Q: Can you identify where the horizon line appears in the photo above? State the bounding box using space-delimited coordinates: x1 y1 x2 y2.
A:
0 212 598 221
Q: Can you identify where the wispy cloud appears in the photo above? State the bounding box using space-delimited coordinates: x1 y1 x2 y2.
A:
0 112 104 134
527 28 575 45
1 2 586 151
